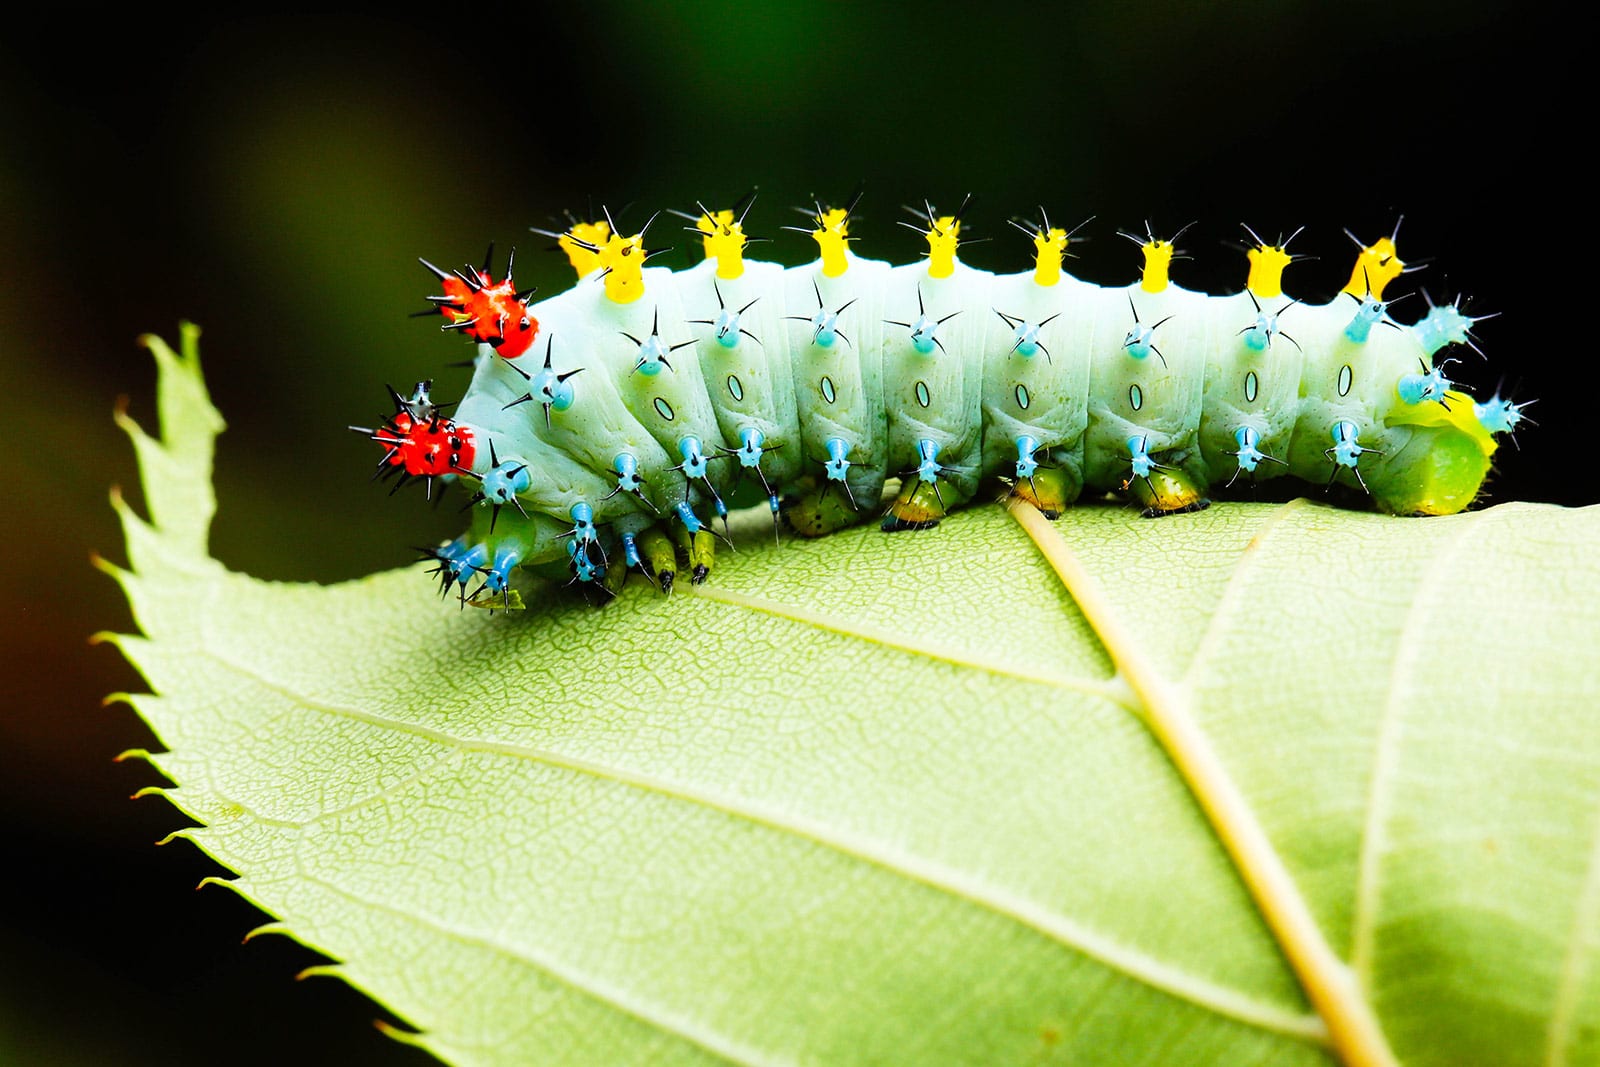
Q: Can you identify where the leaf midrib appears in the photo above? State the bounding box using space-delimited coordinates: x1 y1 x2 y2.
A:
1008 497 1394 1066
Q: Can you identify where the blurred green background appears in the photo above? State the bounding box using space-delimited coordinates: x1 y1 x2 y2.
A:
1 3 1560 1063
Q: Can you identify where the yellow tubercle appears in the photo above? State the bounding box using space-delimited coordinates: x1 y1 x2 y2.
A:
812 207 852 278
1140 240 1174 293
1343 235 1405 300
1246 243 1293 299
926 214 961 279
697 207 746 280
558 220 611 279
598 230 647 304
1032 227 1069 287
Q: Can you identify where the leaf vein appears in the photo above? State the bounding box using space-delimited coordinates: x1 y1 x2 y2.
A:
1349 510 1490 982
687 582 1129 706
300 872 769 1067
195 643 1330 1046
1544 763 1600 1066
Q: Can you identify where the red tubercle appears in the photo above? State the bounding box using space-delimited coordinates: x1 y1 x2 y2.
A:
436 264 540 359
375 412 478 477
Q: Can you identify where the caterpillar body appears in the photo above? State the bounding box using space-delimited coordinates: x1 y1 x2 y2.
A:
357 195 1524 607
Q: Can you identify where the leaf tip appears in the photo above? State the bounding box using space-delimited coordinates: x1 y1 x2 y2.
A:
296 964 341 983
88 629 125 648
373 1019 427 1047
112 746 150 763
242 922 289 945
131 785 165 801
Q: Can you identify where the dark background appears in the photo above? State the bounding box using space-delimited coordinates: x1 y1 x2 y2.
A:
0 3 1568 1063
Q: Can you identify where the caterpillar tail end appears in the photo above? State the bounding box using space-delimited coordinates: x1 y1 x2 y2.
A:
1380 389 1500 515
1373 426 1495 515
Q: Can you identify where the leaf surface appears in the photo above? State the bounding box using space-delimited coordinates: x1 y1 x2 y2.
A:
106 328 1600 1066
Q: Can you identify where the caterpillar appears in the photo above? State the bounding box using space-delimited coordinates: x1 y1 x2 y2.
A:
354 192 1528 608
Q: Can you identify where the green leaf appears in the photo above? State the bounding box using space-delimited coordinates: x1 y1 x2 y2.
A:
104 328 1600 1067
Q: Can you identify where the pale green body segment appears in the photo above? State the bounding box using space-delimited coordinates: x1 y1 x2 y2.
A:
877 263 991 500
783 255 893 506
453 254 1452 564
675 259 803 490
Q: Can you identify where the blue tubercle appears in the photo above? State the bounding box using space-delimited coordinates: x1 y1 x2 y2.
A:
734 426 765 468
1012 322 1041 358
823 437 852 482
1397 361 1453 406
1240 298 1289 352
1011 323 1036 356
612 452 643 495
1124 324 1159 361
1228 428 1267 473
914 439 942 484
888 286 955 356
1328 422 1364 467
1324 422 1382 494
430 540 488 603
1231 426 1267 473
622 531 641 569
1127 435 1155 479
1014 434 1040 479
674 500 705 533
697 282 759 349
1474 393 1534 435
566 539 603 583
1343 296 1388 343
713 308 741 348
624 310 685 376
997 309 1057 361
677 436 709 479
482 456 532 504
569 501 596 539
480 544 523 600
1413 300 1489 357
634 334 669 375
422 535 470 599
530 366 575 411
810 307 841 347
1122 298 1171 365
